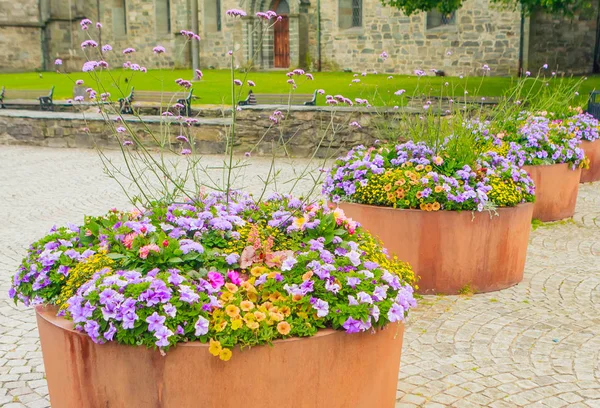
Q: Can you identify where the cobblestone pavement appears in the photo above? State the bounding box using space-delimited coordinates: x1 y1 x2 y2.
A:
0 146 599 407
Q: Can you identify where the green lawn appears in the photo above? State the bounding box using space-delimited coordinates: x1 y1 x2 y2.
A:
1 69 599 106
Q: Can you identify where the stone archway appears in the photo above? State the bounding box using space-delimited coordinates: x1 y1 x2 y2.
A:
244 0 301 69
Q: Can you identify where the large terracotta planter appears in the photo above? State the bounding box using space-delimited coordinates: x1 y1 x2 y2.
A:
581 140 600 183
35 305 405 408
523 164 581 221
339 202 534 295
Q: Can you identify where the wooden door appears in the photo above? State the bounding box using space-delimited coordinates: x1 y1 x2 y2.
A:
274 16 290 68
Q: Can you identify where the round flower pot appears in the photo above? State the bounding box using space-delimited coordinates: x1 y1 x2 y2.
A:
581 140 600 183
522 164 581 222
338 202 534 295
35 305 405 408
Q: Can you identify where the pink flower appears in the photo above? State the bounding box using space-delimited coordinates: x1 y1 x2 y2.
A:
75 80 84 85
74 96 84 102
227 270 242 285
306 73 314 80
102 44 112 52
96 22 102 28
287 79 295 85
123 233 137 249
233 79 242 86
81 40 98 49
240 246 256 269
139 244 160 259
247 80 255 87
123 140 133 146
122 47 136 54
349 121 361 129
180 149 192 155
207 271 225 288
140 67 147 73
352 79 360 83
195 69 203 79
394 89 406 96
180 30 200 40
226 9 247 17
387 76 393 80
317 89 325 94
380 51 388 60
54 59 62 65
80 19 92 29
153 45 166 54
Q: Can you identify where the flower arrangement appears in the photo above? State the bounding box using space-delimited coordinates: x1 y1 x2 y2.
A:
10 191 415 360
561 111 600 143
323 141 535 211
481 114 586 169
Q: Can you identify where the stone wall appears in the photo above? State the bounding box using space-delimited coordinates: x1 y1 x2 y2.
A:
527 6 599 74
0 106 395 157
0 0 44 72
316 0 522 76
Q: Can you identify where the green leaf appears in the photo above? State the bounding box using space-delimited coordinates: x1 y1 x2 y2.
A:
106 253 127 260
168 257 184 263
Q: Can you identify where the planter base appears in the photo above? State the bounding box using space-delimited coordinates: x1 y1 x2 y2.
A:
523 164 581 222
339 202 533 295
581 140 600 183
36 306 404 408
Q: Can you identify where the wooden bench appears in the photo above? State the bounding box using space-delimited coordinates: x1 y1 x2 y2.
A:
0 86 55 111
239 90 317 106
119 87 194 116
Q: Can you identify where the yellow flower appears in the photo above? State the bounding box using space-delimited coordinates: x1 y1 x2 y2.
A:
432 202 441 211
225 305 240 318
425 165 432 172
219 348 233 361
415 164 424 171
270 312 284 322
246 321 259 330
250 266 267 277
209 339 222 356
277 321 291 335
225 283 238 293
247 292 258 302
220 292 234 302
279 306 291 316
240 300 255 311
231 319 243 330
434 185 444 193
214 320 228 332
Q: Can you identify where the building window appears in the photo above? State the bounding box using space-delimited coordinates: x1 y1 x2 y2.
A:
204 0 221 33
216 0 222 31
112 0 127 37
339 0 361 29
156 0 172 34
426 9 456 29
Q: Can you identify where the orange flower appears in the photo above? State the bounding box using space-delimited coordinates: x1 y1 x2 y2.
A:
416 191 422 199
419 203 427 210
302 271 313 281
250 266 267 277
425 203 433 212
269 292 282 302
225 305 240 318
279 306 291 316
432 202 441 211
225 283 238 293
434 185 444 193
415 164 424 171
396 190 405 199
254 311 266 321
292 294 303 302
384 183 392 192
277 321 291 335
240 300 255 311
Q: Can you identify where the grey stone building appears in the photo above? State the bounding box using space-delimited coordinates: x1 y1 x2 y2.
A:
0 0 599 76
